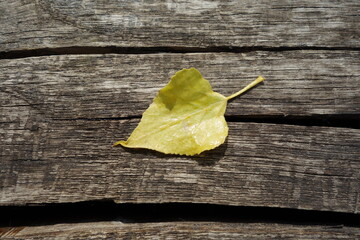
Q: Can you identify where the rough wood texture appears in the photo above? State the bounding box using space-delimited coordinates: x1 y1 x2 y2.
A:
1 51 359 118
1 0 359 237
1 52 360 212
1 114 359 212
1 0 359 52
1 222 359 239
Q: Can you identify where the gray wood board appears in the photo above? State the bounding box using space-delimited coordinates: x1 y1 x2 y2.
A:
1 51 359 118
1 222 359 239
1 115 359 212
1 0 359 52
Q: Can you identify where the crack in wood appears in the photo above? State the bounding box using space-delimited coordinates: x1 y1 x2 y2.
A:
54 114 360 129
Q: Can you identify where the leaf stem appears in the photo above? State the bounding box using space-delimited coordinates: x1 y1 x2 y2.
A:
226 76 265 100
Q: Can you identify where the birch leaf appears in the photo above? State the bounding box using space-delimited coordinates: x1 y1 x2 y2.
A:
114 68 264 156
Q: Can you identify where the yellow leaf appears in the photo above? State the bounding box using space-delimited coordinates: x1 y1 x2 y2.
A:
114 68 264 156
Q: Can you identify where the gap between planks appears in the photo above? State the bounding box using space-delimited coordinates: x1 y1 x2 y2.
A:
1 202 359 228
1 46 360 60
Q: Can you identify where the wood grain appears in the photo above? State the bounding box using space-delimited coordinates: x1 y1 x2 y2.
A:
1 222 359 239
1 1 359 236
1 52 359 212
1 51 359 118
1 115 359 212
1 0 359 52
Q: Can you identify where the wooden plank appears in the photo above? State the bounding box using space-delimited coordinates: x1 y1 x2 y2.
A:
1 116 359 212
1 52 359 212
1 222 359 239
1 1 359 52
1 51 359 118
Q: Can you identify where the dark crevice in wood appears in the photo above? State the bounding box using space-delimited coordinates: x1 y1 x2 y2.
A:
225 114 360 129
57 114 360 129
0 202 359 228
1 46 359 59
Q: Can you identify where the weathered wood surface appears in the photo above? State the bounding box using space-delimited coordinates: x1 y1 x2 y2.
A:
1 0 359 52
1 222 359 239
1 114 359 212
1 53 360 212
1 51 359 118
1 0 359 237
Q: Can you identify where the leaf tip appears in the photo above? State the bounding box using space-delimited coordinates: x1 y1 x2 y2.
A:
113 140 127 147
